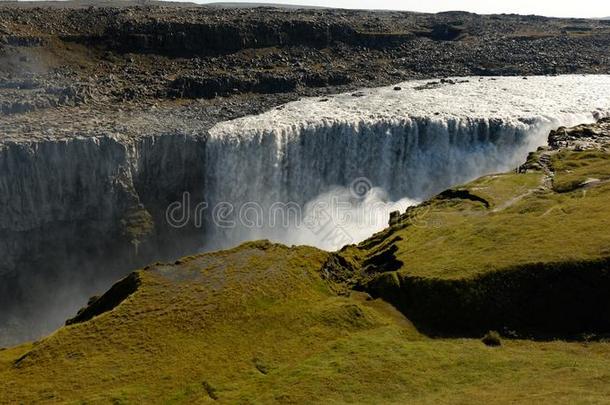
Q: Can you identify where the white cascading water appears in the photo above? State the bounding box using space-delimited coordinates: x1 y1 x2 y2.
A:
203 75 610 251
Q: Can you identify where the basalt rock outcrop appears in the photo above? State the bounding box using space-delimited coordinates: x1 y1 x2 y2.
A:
549 117 610 150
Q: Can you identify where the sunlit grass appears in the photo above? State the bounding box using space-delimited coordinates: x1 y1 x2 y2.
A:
3 152 610 403
350 151 610 279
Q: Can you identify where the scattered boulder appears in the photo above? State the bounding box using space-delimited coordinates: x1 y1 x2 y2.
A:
388 210 401 226
482 331 502 347
65 272 141 325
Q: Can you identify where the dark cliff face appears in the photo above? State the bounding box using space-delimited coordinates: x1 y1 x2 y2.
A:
0 133 210 346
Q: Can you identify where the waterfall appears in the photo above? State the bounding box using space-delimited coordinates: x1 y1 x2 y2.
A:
202 116 577 250
202 75 610 250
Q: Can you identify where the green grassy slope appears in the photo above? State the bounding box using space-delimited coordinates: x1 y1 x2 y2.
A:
347 154 610 281
3 121 610 403
3 241 610 404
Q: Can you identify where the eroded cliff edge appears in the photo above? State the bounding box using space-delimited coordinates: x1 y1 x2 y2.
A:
2 3 610 345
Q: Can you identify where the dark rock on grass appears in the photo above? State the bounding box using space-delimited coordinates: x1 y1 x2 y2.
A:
202 381 219 400
388 210 401 226
65 272 141 326
482 331 502 347
436 188 490 208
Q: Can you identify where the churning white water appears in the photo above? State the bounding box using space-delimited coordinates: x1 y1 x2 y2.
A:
202 75 610 251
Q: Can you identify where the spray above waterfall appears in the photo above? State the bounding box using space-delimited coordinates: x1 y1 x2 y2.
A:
195 75 610 251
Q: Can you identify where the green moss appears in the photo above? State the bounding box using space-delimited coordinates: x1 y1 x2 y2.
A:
346 150 610 280
121 207 154 244
552 150 610 193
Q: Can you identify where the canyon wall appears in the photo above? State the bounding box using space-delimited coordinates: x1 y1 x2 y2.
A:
1 75 609 345
0 134 207 344
0 114 591 346
0 116 548 292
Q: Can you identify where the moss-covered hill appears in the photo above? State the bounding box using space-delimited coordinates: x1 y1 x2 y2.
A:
2 120 610 403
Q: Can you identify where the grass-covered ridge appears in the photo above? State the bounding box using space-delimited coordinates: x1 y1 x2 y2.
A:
348 161 610 280
3 120 610 403
3 241 610 403
346 119 610 283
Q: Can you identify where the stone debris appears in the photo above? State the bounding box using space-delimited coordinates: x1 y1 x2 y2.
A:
1 5 610 144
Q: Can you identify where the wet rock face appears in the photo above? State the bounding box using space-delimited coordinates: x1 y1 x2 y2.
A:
0 134 208 345
0 134 209 276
